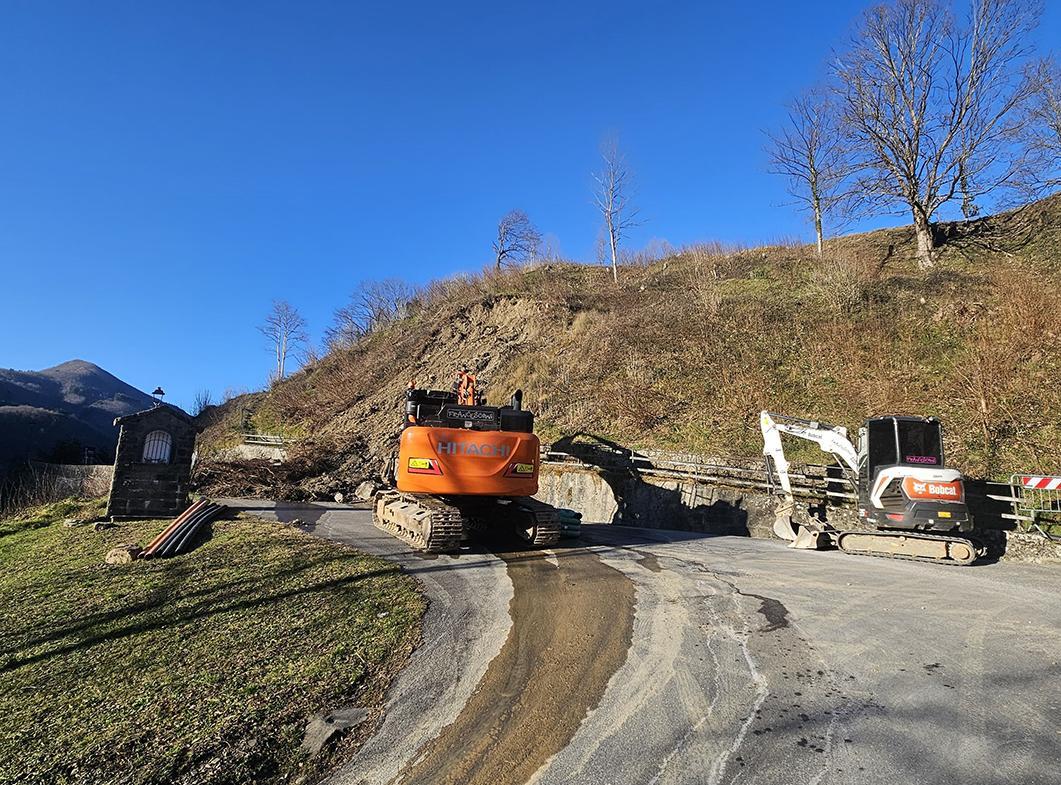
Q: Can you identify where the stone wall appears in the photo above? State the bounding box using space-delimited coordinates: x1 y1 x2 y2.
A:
106 407 198 520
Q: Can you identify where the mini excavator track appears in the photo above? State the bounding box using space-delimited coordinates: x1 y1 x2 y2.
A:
835 530 983 566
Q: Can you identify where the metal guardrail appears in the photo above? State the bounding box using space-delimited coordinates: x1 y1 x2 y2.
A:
541 444 857 503
242 434 290 446
988 474 1061 541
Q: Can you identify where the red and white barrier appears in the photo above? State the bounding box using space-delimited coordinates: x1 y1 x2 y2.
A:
1020 476 1061 491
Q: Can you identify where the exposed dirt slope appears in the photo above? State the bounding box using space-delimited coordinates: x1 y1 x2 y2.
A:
196 196 1061 499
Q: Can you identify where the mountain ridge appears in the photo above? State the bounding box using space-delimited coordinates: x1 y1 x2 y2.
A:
0 360 156 469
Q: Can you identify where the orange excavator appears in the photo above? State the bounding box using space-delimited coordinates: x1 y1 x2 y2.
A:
373 367 560 552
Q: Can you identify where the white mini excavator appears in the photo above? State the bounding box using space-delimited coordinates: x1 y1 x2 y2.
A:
760 410 984 565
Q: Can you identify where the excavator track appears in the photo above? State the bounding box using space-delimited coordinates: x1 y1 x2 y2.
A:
374 492 465 553
455 497 562 548
374 492 562 552
514 497 562 548
836 530 983 566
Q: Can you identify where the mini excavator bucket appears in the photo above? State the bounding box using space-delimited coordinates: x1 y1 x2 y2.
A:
772 499 831 550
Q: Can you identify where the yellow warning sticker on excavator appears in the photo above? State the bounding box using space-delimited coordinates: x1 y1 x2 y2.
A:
408 458 432 470
514 463 534 474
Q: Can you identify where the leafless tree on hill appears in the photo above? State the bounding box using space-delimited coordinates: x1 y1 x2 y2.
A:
767 91 850 258
1019 61 1061 193
259 300 308 381
593 137 641 283
493 210 542 270
832 0 1042 269
325 279 415 350
192 389 213 415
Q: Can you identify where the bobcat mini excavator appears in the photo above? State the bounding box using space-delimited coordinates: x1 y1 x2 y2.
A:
760 410 983 565
373 370 560 552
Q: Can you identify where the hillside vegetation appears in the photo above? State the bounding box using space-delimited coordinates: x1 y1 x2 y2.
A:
197 197 1061 498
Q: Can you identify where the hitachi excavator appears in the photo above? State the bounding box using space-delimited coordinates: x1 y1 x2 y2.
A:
761 410 984 565
373 368 560 552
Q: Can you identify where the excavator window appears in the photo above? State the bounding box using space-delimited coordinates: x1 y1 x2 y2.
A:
867 417 944 476
867 418 897 476
897 420 943 466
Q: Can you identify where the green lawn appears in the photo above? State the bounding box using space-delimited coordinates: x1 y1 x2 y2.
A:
0 498 425 785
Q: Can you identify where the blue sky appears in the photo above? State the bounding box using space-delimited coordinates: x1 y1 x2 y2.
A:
2 1 1058 411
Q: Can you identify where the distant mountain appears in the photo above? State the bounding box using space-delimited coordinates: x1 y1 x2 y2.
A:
0 360 157 469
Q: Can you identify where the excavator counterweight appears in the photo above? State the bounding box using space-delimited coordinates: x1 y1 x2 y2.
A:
373 371 560 552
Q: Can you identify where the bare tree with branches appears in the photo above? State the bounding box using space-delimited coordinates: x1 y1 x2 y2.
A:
593 137 641 283
192 389 214 416
767 91 850 257
324 279 415 350
258 300 308 381
832 0 1041 268
1020 61 1061 192
493 210 542 270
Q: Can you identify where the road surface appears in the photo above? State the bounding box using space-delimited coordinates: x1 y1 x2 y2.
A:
224 500 1061 785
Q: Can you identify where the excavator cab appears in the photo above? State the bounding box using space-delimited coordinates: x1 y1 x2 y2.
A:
856 416 971 533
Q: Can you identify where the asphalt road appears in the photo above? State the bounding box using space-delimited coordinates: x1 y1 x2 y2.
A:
225 500 1061 785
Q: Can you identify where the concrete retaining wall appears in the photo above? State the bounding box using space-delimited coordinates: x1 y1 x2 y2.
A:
537 464 1061 564
536 464 794 539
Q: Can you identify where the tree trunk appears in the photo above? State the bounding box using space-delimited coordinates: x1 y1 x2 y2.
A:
495 251 503 272
912 207 936 269
608 227 619 284
813 203 824 259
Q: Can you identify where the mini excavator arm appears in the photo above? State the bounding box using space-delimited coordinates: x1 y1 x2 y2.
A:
759 410 860 548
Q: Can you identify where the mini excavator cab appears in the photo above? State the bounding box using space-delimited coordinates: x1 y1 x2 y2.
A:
856 416 971 533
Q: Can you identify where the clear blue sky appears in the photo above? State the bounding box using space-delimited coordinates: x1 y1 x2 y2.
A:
2 1 1058 411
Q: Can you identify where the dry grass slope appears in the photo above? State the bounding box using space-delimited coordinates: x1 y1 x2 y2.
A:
197 196 1061 499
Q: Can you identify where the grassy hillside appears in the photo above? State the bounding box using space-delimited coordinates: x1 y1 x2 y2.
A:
197 196 1061 498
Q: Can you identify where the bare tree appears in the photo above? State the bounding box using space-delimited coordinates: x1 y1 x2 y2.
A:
1020 61 1061 192
767 91 849 257
593 137 641 283
258 300 308 381
325 279 415 350
832 0 1041 268
192 388 213 415
493 210 542 270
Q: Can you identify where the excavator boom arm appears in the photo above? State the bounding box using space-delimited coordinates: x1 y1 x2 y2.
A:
760 410 860 549
760 410 859 497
